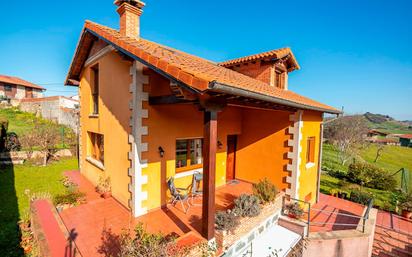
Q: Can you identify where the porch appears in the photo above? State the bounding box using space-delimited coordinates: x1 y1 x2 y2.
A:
59 171 254 257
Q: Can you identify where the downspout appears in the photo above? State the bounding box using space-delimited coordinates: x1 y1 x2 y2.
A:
316 114 324 203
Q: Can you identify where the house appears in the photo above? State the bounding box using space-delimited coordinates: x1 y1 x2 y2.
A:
0 74 45 102
19 96 79 131
367 129 388 139
64 0 340 248
399 134 412 147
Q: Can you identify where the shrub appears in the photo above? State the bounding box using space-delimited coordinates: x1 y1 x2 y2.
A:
215 210 239 231
349 190 373 205
102 223 182 257
252 178 278 204
5 132 21 152
233 194 261 217
285 202 304 219
96 175 111 194
398 192 412 212
53 190 86 206
347 162 396 191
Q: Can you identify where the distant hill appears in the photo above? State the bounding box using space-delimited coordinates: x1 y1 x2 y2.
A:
363 112 412 134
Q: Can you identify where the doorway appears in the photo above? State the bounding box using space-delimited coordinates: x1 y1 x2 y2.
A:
226 135 237 182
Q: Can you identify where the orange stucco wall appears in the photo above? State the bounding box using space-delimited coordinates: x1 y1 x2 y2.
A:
298 110 323 204
235 108 292 191
78 49 323 213
79 51 132 207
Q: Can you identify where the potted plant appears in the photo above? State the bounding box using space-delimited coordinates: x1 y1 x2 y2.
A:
285 202 304 219
96 175 111 199
399 193 412 219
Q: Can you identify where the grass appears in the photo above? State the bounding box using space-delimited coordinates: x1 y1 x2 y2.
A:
0 107 75 150
320 174 393 210
0 108 39 136
322 143 412 187
367 120 412 134
0 157 78 257
321 143 412 212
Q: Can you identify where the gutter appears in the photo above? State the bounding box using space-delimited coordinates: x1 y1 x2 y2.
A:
209 81 342 115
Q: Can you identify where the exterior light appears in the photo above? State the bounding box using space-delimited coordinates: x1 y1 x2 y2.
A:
217 141 223 149
158 146 165 157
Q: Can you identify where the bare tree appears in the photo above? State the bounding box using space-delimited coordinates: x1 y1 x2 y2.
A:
324 115 368 165
19 133 38 159
374 145 385 163
36 122 60 166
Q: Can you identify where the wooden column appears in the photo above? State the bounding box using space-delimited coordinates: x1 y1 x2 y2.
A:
202 110 217 240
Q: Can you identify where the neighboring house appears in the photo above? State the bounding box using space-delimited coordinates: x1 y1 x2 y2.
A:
65 0 340 247
399 134 412 147
0 74 45 102
367 129 388 139
19 96 79 131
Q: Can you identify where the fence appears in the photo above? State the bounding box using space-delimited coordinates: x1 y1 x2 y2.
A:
282 196 374 237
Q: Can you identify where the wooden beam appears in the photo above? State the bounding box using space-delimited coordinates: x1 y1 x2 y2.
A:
202 110 217 240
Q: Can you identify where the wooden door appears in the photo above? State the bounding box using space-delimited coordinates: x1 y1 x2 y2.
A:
226 135 237 181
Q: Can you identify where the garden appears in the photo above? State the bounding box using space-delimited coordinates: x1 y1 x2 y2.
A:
320 115 412 218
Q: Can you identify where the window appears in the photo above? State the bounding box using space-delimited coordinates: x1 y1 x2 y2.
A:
306 137 316 164
176 138 202 172
88 132 104 164
4 84 12 91
91 65 99 115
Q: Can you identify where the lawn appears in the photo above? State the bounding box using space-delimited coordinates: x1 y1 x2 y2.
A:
0 157 78 257
320 173 393 210
0 107 75 149
322 143 412 187
0 108 38 136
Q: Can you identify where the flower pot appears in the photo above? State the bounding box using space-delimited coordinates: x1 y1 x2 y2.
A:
102 192 112 199
401 210 412 219
288 213 297 219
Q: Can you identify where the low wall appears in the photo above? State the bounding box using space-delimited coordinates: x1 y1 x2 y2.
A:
303 208 377 257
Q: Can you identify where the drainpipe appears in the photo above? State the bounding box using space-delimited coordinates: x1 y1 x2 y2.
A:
316 114 324 203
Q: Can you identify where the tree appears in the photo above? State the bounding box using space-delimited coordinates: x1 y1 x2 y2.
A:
324 115 368 165
374 145 385 163
20 121 60 166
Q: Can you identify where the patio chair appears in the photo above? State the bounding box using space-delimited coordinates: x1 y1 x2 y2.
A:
190 172 203 205
167 177 190 213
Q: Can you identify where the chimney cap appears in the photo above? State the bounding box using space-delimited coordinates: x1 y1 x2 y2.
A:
114 0 145 8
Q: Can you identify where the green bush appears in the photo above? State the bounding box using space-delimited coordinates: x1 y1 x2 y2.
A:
252 178 278 204
103 223 184 257
53 190 86 206
233 194 261 217
349 190 373 205
215 210 239 231
347 162 396 191
285 202 304 218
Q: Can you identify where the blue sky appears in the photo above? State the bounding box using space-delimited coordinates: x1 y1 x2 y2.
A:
0 0 411 120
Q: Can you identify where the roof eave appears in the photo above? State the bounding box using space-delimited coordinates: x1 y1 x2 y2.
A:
208 81 341 115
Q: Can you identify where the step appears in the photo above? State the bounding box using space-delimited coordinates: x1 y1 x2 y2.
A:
374 233 411 249
392 247 412 257
373 240 412 257
375 228 412 242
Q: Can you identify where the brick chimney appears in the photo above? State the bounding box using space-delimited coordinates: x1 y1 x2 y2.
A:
114 0 145 39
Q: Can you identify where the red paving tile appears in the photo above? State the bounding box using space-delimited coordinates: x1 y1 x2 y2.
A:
307 193 365 232
373 210 412 257
32 200 68 257
59 177 253 257
64 170 101 202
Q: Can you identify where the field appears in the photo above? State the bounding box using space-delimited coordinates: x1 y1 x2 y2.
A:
321 143 412 210
0 158 78 257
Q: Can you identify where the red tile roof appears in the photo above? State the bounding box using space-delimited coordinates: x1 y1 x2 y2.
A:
0 75 45 90
66 21 340 114
400 134 412 139
219 47 300 71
